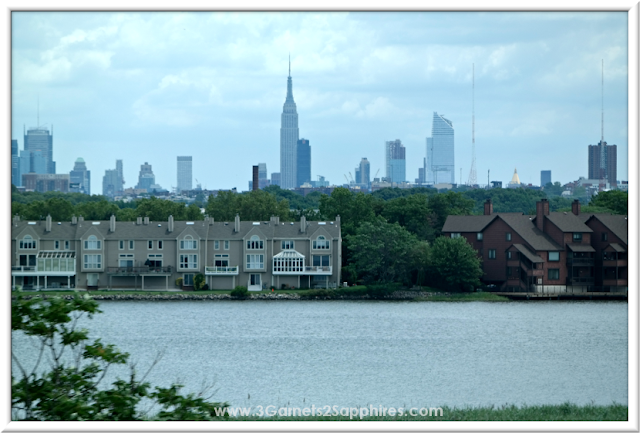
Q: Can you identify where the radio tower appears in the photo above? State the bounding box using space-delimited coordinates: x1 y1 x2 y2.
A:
601 59 604 144
467 64 477 186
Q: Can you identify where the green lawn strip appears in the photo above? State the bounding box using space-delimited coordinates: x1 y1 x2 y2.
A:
222 403 627 421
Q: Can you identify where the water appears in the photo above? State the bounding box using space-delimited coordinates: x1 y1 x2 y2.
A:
12 300 627 409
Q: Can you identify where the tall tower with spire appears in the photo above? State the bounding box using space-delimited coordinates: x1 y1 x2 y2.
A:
280 56 300 189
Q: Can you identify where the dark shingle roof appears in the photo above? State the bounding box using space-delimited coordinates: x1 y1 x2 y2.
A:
566 243 595 252
588 214 628 244
607 243 626 252
544 213 593 233
512 244 544 263
498 214 563 251
442 215 497 233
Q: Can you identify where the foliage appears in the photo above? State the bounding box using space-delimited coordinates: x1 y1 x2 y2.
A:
380 194 435 241
366 283 403 299
589 190 628 215
230 286 249 299
11 294 228 420
428 236 483 292
205 190 290 222
175 278 183 287
193 274 206 291
298 286 369 299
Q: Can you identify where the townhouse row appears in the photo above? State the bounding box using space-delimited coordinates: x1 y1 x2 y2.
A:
11 214 342 291
442 199 628 293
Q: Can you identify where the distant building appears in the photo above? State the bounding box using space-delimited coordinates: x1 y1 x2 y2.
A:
271 172 281 187
508 168 522 188
11 139 20 186
103 160 124 197
426 112 455 184
136 162 156 192
541 170 552 187
22 173 69 192
588 140 617 188
252 165 259 191
490 181 503 189
177 156 192 192
355 157 370 186
258 163 270 189
115 160 124 194
280 63 299 189
24 126 55 174
385 140 406 183
69 157 91 195
296 138 311 188
20 150 47 177
310 175 329 188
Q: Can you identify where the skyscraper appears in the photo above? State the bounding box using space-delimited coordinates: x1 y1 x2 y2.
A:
136 162 156 191
24 126 55 174
385 140 406 183
588 140 617 188
115 159 124 194
102 160 124 197
355 157 370 186
541 170 552 187
426 112 455 184
177 156 192 192
280 60 299 189
20 149 47 177
11 139 20 186
271 172 281 187
69 157 91 194
296 138 311 187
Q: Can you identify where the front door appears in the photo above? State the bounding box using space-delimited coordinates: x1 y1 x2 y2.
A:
248 274 261 291
87 273 99 288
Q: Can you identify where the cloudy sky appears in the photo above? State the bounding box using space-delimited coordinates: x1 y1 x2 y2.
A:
11 11 628 192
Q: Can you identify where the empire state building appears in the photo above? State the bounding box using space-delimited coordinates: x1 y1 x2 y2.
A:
280 61 299 189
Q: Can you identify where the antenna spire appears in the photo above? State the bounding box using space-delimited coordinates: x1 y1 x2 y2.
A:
467 63 477 186
288 53 291 77
37 95 39 127
601 59 604 144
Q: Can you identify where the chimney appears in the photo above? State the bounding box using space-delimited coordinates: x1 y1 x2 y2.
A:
45 214 52 232
137 216 142 225
209 216 214 225
13 214 20 226
300 215 306 233
72 216 78 225
336 215 341 226
110 214 116 232
168 215 174 233
78 216 84 223
234 214 240 233
571 199 580 216
484 199 493 215
535 199 549 231
252 165 259 191
144 216 149 225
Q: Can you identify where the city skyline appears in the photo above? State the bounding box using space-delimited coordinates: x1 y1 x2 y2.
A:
11 12 629 191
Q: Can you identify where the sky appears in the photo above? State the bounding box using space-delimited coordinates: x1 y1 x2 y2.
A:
11 11 629 192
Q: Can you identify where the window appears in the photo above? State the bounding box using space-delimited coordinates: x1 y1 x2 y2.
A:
488 249 496 259
476 233 483 241
119 240 125 250
549 251 560 261
246 254 264 269
214 254 229 267
312 255 330 267
506 267 512 276
119 254 134 268
246 235 264 250
224 240 230 250
282 240 295 250
507 251 512 259
601 233 608 241
573 233 583 242
312 236 330 250
450 233 461 239
179 254 198 269
506 232 512 241
548 269 560 280
129 240 134 250
84 235 101 250
54 240 60 250
64 240 70 250
214 240 220 250
148 240 153 250
148 254 163 268
83 254 102 269
19 235 37 249
158 240 163 250
180 236 198 250
249 274 261 286
183 274 194 286
19 254 36 267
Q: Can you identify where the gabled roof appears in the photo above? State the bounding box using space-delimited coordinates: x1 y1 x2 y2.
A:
584 214 628 244
606 243 626 252
544 213 593 233
441 215 497 233
566 243 595 252
512 244 544 263
498 214 563 251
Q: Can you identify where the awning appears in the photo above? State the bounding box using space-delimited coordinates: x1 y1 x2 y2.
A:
37 251 76 259
512 244 544 263
566 244 596 253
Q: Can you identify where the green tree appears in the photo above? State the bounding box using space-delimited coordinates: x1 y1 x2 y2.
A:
11 294 228 420
75 200 120 221
381 194 435 241
428 236 483 292
589 190 628 215
347 218 420 285
426 191 475 235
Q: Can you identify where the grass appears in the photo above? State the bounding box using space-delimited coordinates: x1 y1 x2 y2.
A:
414 292 510 302
220 403 627 421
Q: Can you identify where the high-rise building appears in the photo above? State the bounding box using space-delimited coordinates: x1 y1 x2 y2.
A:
22 173 69 192
103 169 119 197
426 112 455 184
541 170 552 187
115 159 124 194
280 62 300 189
296 138 311 188
24 126 55 174
69 157 91 195
271 172 281 187
20 150 47 177
11 139 20 186
136 162 156 192
588 140 617 188
177 156 192 192
355 157 370 186
385 140 406 184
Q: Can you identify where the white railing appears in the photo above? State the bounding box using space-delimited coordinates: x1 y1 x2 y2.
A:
273 266 333 275
205 266 239 275
12 266 37 272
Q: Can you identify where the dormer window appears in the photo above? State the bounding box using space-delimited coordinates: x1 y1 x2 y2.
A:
246 235 263 250
84 235 101 250
19 235 37 249
180 235 198 250
313 235 330 250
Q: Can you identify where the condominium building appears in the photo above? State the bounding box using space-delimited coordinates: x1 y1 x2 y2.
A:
177 156 192 192
11 214 342 291
426 112 455 185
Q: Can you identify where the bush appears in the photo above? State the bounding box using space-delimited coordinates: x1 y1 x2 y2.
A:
230 286 249 299
299 286 368 299
175 278 183 287
366 283 402 299
193 274 205 291
202 284 209 291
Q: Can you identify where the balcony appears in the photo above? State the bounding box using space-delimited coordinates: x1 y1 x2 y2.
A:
11 265 37 273
567 277 594 285
107 266 173 276
273 265 333 275
603 259 628 267
603 279 628 286
567 257 595 266
205 266 239 275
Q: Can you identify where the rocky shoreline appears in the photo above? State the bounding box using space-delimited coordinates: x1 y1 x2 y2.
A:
13 290 450 302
